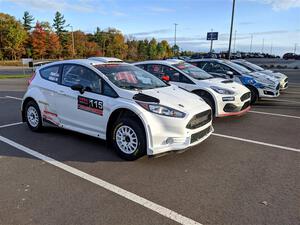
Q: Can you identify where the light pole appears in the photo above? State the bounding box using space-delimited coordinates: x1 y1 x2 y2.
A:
174 23 178 46
66 25 75 57
233 30 237 53
294 43 297 54
228 0 236 60
261 38 265 53
250 34 253 52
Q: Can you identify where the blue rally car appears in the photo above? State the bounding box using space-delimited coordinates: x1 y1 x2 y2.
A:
188 59 280 104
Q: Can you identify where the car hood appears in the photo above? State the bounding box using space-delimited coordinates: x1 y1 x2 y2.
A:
262 70 287 79
121 85 210 113
194 78 249 92
247 71 278 85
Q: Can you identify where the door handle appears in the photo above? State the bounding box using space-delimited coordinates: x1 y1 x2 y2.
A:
57 90 66 95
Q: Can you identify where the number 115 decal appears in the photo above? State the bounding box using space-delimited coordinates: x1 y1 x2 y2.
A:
78 96 103 116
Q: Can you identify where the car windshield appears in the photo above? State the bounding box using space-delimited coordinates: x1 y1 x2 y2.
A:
173 62 213 80
225 60 252 74
94 64 167 90
242 61 264 71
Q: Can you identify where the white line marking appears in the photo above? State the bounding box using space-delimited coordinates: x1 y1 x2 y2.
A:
212 133 300 153
284 91 300 94
0 135 202 225
5 96 22 101
260 99 300 104
0 122 24 129
250 110 300 119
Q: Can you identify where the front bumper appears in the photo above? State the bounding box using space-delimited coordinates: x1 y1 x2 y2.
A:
258 88 280 98
144 109 213 156
216 92 251 117
280 77 288 90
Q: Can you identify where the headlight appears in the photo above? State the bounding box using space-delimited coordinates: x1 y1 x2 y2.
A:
136 102 186 118
210 86 235 95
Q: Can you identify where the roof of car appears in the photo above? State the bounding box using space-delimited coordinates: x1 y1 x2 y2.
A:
38 58 126 70
188 58 223 63
134 59 185 66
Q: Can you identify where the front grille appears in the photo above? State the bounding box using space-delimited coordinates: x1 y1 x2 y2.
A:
223 103 238 112
190 126 212 143
186 109 211 129
284 78 288 83
276 84 280 90
240 92 251 101
241 101 250 111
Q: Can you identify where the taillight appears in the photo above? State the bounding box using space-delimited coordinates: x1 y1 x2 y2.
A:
28 72 36 85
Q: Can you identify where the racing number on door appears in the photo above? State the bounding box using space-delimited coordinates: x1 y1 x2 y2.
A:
78 96 103 116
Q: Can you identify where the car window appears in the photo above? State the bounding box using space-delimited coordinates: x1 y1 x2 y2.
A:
102 80 118 98
94 64 167 90
62 64 101 94
40 65 60 83
204 62 237 75
190 61 206 69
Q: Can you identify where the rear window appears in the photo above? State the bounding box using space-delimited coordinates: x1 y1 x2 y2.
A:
40 66 60 83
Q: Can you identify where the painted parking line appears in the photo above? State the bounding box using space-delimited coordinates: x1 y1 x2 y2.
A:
213 133 300 153
0 135 202 225
0 122 24 129
250 110 300 119
260 99 300 104
5 96 22 101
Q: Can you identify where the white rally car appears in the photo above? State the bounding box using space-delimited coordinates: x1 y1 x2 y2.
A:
232 59 288 90
133 59 251 117
22 57 213 160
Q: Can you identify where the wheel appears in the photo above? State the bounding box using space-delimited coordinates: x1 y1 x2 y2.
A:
112 118 146 160
25 100 43 131
195 91 216 117
247 86 258 104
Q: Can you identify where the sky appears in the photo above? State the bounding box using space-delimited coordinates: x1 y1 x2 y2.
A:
1 0 300 55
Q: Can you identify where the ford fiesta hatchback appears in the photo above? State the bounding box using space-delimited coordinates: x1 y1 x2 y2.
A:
22 57 213 160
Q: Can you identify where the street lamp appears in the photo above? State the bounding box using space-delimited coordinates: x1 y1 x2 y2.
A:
66 25 75 57
228 0 236 60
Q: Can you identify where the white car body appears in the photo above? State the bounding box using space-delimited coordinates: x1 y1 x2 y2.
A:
22 57 213 159
133 59 251 117
233 59 288 90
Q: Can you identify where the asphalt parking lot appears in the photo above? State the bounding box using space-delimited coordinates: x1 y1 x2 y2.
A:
0 72 299 225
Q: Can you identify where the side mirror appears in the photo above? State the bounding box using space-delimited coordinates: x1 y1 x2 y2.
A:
161 75 170 82
226 71 234 78
71 84 85 94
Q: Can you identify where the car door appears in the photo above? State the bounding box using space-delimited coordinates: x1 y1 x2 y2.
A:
56 64 116 137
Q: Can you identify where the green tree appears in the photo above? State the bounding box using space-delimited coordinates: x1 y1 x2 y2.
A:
53 11 66 39
0 13 27 59
22 11 34 31
148 38 158 59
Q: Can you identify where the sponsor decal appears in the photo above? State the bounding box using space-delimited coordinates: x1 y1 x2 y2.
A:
78 96 103 116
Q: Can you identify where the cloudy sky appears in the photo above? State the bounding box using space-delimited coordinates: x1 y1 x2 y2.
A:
1 0 300 55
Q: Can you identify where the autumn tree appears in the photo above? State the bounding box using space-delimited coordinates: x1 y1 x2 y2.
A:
148 38 158 59
47 32 62 58
0 13 27 59
31 22 47 59
22 11 34 31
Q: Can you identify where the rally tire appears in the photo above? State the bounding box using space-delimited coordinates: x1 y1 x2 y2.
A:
112 118 146 160
247 86 259 104
25 100 43 132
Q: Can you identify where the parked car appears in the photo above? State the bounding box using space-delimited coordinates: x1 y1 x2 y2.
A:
232 59 288 90
133 59 251 117
22 57 213 160
282 53 300 60
188 59 280 104
191 52 217 59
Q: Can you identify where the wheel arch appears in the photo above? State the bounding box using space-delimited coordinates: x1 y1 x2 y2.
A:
22 97 38 122
192 89 218 115
106 107 148 149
